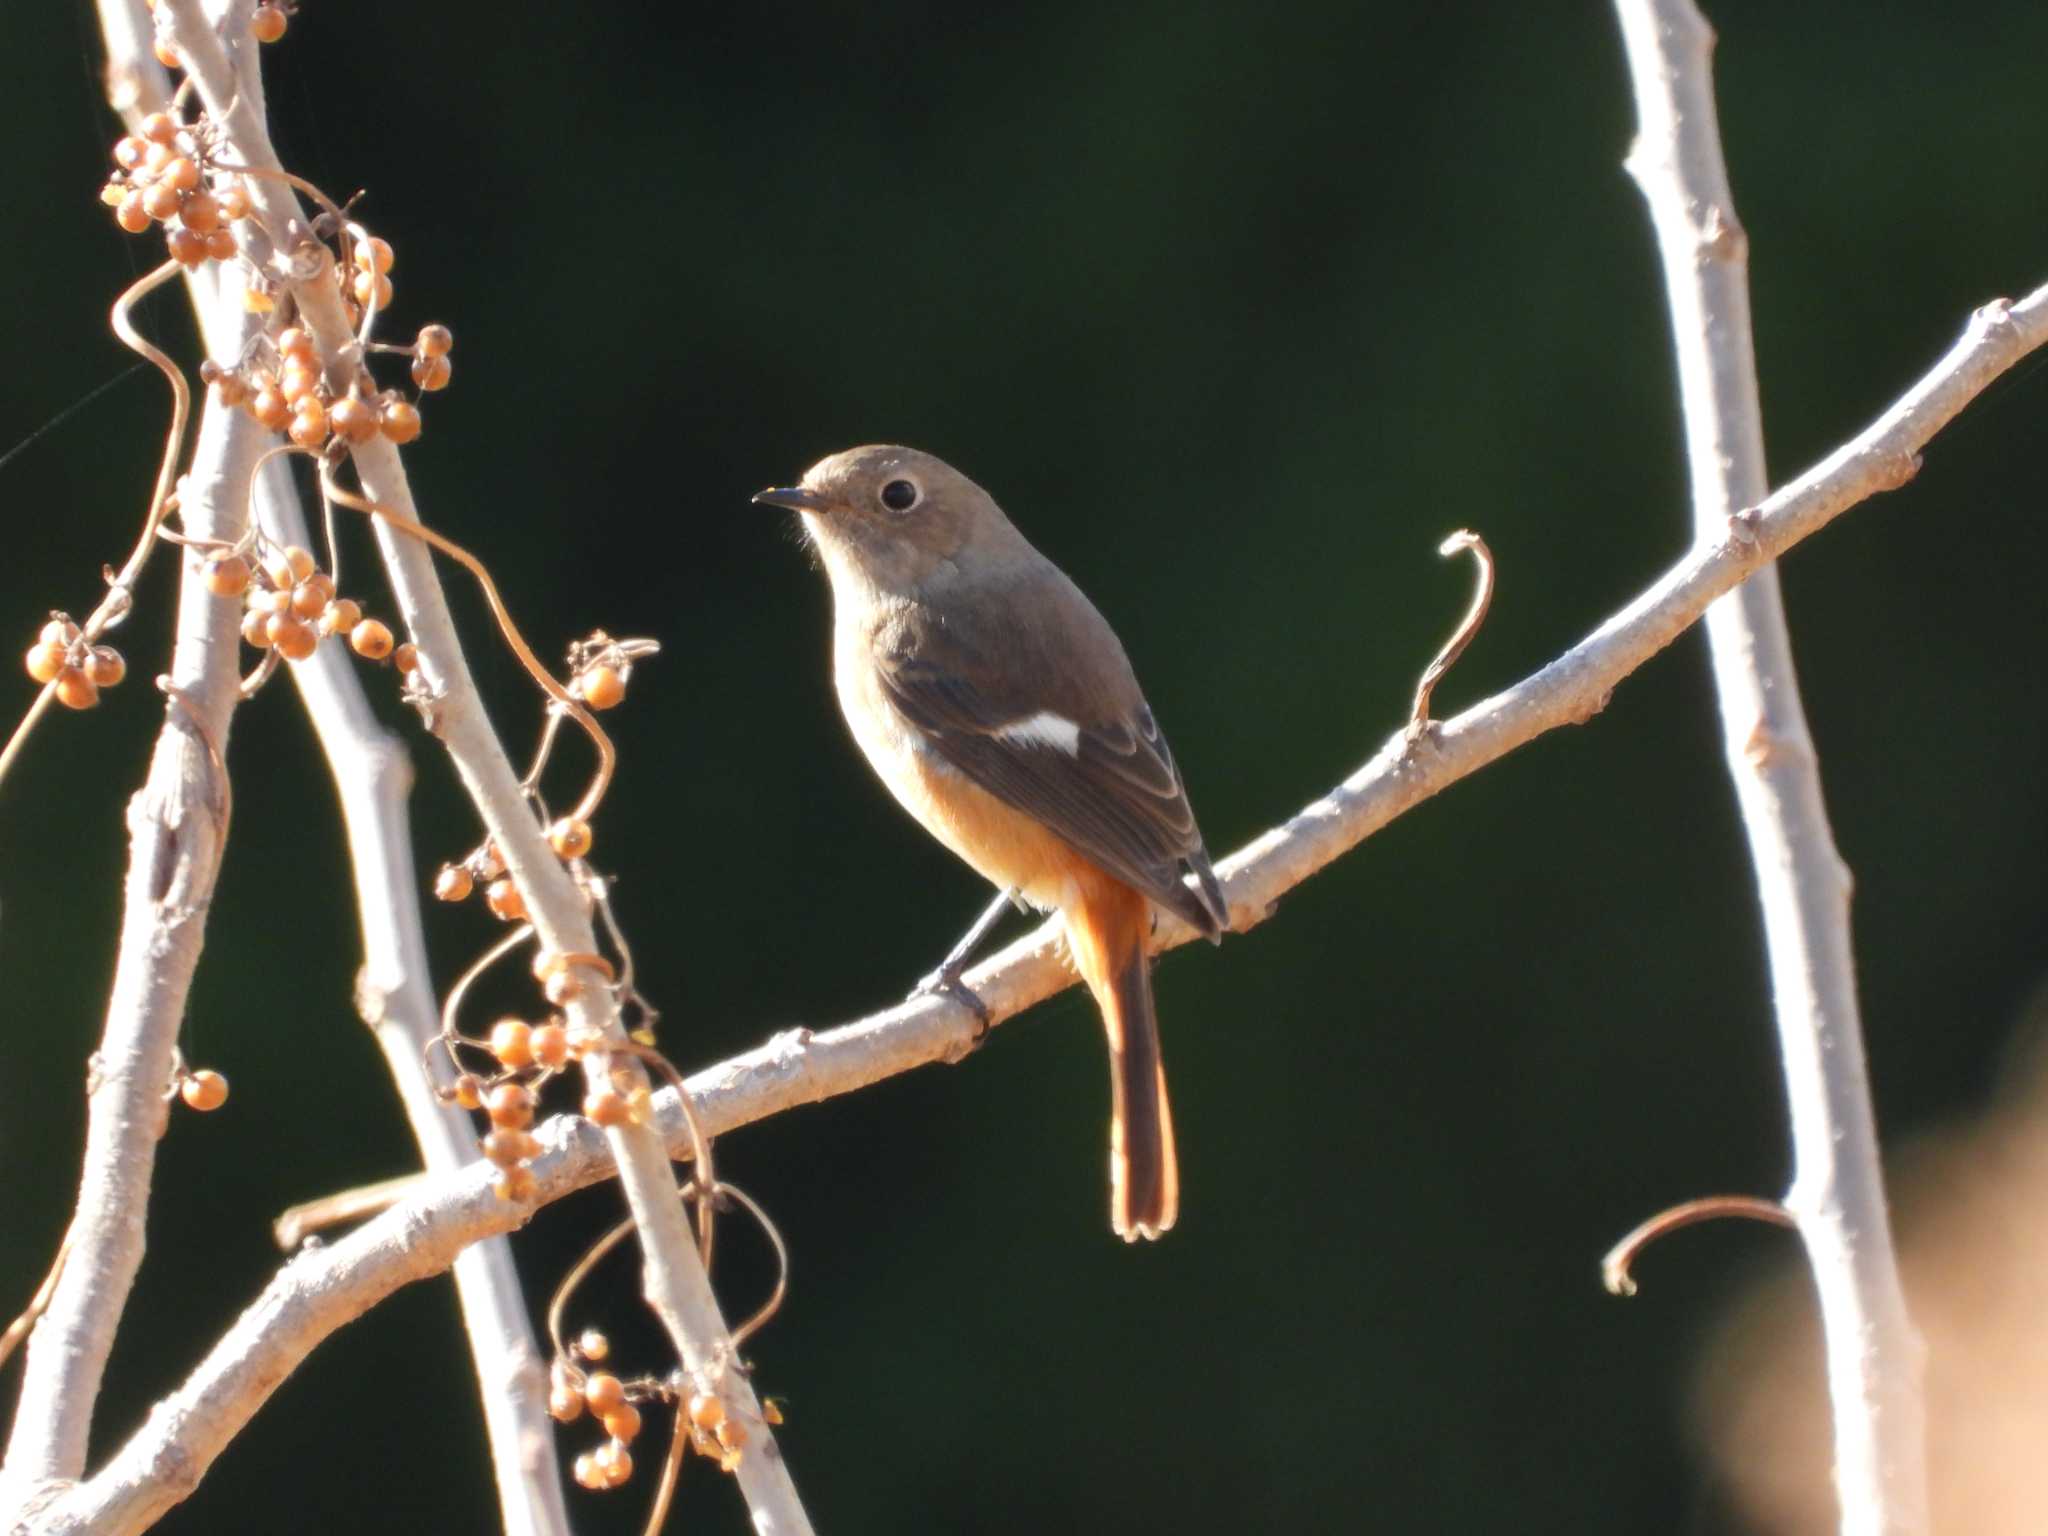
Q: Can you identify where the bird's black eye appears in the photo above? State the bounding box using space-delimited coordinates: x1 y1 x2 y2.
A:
880 479 919 512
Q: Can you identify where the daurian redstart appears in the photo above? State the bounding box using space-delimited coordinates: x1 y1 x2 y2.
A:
756 446 1228 1240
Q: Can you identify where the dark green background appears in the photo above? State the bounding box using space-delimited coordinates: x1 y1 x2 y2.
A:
4 3 2044 1531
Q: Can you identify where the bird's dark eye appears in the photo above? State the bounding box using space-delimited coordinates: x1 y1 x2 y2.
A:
880 479 919 512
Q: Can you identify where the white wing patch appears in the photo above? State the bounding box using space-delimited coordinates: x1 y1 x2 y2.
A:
997 710 1083 755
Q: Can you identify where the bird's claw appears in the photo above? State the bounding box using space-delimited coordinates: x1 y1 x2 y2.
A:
909 965 991 1041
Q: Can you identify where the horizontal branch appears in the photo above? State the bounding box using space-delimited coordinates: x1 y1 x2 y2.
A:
32 277 2048 1535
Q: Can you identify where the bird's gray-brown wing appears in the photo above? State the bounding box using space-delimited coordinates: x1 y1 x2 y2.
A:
871 587 1228 938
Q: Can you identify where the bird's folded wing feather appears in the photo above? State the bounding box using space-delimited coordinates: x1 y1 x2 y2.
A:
872 592 1223 934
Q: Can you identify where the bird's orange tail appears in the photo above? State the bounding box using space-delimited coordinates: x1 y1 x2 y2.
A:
1065 877 1179 1241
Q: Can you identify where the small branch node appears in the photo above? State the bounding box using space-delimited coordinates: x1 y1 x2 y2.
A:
1601 1194 1796 1297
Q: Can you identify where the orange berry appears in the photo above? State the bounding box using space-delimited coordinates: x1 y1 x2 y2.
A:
353 270 394 311
484 877 525 922
179 190 220 233
583 1373 626 1416
218 183 249 221
141 111 179 145
583 1089 629 1128
596 1440 632 1488
488 1018 534 1070
153 38 180 69
203 553 251 597
530 1022 569 1070
410 353 452 391
141 140 174 177
276 325 315 360
392 642 419 674
601 1403 641 1443
576 1328 610 1362
492 1166 536 1202
141 181 182 222
571 1452 602 1490
433 862 473 902
319 597 362 636
87 646 126 688
166 225 206 267
239 608 272 648
205 227 238 262
547 818 592 859
379 398 422 444
329 395 378 443
548 1382 584 1423
687 1392 726 1431
543 968 580 1007
266 613 317 661
99 180 128 208
416 323 453 357
25 643 67 685
279 360 319 404
761 1399 785 1426
250 386 290 431
114 135 147 169
281 545 316 583
163 156 199 193
485 1081 534 1130
210 370 250 408
354 236 395 275
348 618 394 660
288 401 328 449
577 665 624 710
54 669 99 710
180 1069 229 1111
451 1072 484 1110
480 1128 540 1167
115 190 151 234
291 572 336 619
250 2 286 42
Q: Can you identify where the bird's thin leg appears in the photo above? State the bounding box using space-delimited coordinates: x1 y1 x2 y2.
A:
909 887 1019 1029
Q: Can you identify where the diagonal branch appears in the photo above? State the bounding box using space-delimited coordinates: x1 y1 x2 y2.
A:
29 272 2048 1535
1611 5 1928 1532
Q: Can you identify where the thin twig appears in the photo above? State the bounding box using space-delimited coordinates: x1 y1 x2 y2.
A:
1601 1194 1796 1297
1407 530 1494 733
29 271 2048 1535
1612 4 1928 1531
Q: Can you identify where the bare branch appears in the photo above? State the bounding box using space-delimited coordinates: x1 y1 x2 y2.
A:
0 259 263 1495
262 461 571 1536
1612 4 1929 1531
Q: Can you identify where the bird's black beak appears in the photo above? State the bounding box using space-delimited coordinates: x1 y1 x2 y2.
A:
752 486 831 513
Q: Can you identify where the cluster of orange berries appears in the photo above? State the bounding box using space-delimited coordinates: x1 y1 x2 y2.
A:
23 618 126 711
432 816 595 924
102 111 247 269
546 1339 654 1492
202 538 411 672
443 974 640 1202
202 321 445 457
545 1346 753 1492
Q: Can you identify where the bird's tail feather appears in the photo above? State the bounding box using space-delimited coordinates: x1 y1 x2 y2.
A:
1068 883 1179 1240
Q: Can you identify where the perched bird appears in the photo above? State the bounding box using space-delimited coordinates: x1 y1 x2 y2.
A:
756 446 1228 1240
